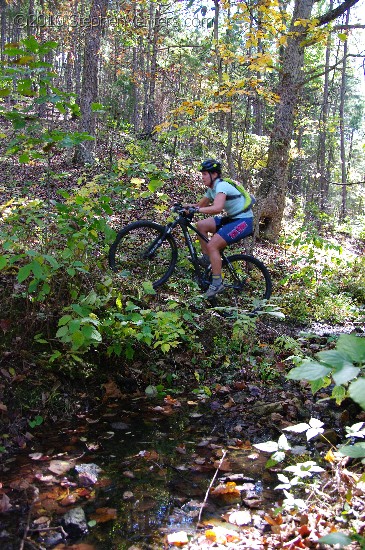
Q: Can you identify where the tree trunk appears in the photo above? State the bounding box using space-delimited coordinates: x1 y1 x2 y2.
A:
317 0 333 211
254 0 360 240
74 0 108 165
339 10 350 220
255 0 314 240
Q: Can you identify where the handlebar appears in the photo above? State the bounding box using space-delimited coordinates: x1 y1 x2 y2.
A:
172 203 198 216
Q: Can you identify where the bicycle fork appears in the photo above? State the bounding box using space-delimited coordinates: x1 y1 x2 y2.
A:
143 225 173 259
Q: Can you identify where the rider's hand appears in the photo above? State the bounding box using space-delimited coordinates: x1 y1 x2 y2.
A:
184 206 199 215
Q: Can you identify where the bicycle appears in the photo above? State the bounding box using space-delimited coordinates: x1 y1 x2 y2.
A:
108 204 272 312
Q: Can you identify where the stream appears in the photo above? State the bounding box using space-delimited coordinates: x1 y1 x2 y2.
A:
1 393 278 549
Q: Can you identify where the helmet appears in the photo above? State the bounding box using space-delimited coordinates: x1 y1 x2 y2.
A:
198 159 221 173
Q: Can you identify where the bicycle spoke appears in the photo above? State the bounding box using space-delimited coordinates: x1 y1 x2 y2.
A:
109 222 177 290
208 254 271 313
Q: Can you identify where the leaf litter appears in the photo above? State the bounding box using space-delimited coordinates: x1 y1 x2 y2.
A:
1 372 365 549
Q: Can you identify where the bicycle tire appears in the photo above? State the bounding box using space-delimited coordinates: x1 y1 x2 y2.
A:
108 220 178 289
207 254 272 313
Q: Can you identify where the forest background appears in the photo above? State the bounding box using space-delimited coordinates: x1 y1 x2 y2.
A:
1 0 365 547
0 0 364 369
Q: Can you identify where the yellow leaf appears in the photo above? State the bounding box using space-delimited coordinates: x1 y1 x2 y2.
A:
130 177 145 186
324 449 336 463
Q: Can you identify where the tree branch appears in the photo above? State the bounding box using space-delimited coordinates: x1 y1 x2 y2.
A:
332 24 365 29
302 53 365 85
317 0 360 27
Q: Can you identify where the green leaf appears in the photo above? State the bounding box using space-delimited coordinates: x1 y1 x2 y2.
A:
331 385 347 405
30 260 44 279
56 325 69 338
71 330 85 349
332 364 360 385
0 256 8 270
286 360 331 381
317 349 353 369
17 263 32 283
148 179 163 192
91 102 106 112
142 281 156 295
337 33 348 42
22 36 41 52
58 315 72 327
348 378 365 409
19 152 30 163
338 442 365 458
337 334 365 363
318 532 353 547
0 88 11 97
82 325 102 342
310 377 327 394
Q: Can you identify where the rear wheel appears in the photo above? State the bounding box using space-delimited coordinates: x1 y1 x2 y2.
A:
207 254 272 313
108 221 178 290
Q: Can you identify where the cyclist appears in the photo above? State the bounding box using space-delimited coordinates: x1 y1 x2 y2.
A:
188 159 253 298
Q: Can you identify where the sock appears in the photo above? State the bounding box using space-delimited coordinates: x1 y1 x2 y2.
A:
212 275 222 287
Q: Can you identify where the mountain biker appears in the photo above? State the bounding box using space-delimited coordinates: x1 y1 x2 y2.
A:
187 159 254 298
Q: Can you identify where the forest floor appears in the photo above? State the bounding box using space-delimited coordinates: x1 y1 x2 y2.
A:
1 152 365 549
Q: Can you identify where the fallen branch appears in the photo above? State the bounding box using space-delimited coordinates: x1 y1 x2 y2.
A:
197 449 227 525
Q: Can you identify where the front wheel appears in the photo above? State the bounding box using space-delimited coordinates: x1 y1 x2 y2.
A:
207 254 272 313
108 221 178 290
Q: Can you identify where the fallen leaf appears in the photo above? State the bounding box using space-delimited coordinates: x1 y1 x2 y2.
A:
138 449 159 460
135 496 156 511
205 526 240 544
164 395 181 406
60 493 79 507
89 507 117 523
49 460 73 475
102 380 122 400
213 459 232 472
167 531 189 546
264 513 283 526
29 453 44 460
210 482 240 504
53 545 96 550
9 478 32 490
228 510 252 526
0 493 12 512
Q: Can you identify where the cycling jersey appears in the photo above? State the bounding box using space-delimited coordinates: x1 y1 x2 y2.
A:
204 179 253 220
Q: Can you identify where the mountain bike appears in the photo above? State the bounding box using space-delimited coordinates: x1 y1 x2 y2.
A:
108 204 272 312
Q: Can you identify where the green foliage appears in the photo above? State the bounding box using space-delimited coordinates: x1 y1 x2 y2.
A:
319 532 365 549
28 415 44 428
280 222 362 323
282 227 344 288
287 334 365 409
0 38 93 162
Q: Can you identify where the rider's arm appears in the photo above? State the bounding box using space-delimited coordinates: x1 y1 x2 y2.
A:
196 192 226 215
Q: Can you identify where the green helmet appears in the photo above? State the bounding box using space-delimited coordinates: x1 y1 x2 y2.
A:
198 159 221 173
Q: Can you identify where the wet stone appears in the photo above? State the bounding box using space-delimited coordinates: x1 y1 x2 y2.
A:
74 463 102 485
40 530 63 547
61 506 88 537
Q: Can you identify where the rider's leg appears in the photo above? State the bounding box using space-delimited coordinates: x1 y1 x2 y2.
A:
205 234 227 297
206 234 227 276
196 217 217 255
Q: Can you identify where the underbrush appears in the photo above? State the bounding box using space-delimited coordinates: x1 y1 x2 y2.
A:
278 217 364 326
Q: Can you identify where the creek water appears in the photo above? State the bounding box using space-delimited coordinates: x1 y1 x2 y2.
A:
1 394 277 549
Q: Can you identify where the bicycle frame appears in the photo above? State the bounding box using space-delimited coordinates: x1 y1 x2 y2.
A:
157 210 243 290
